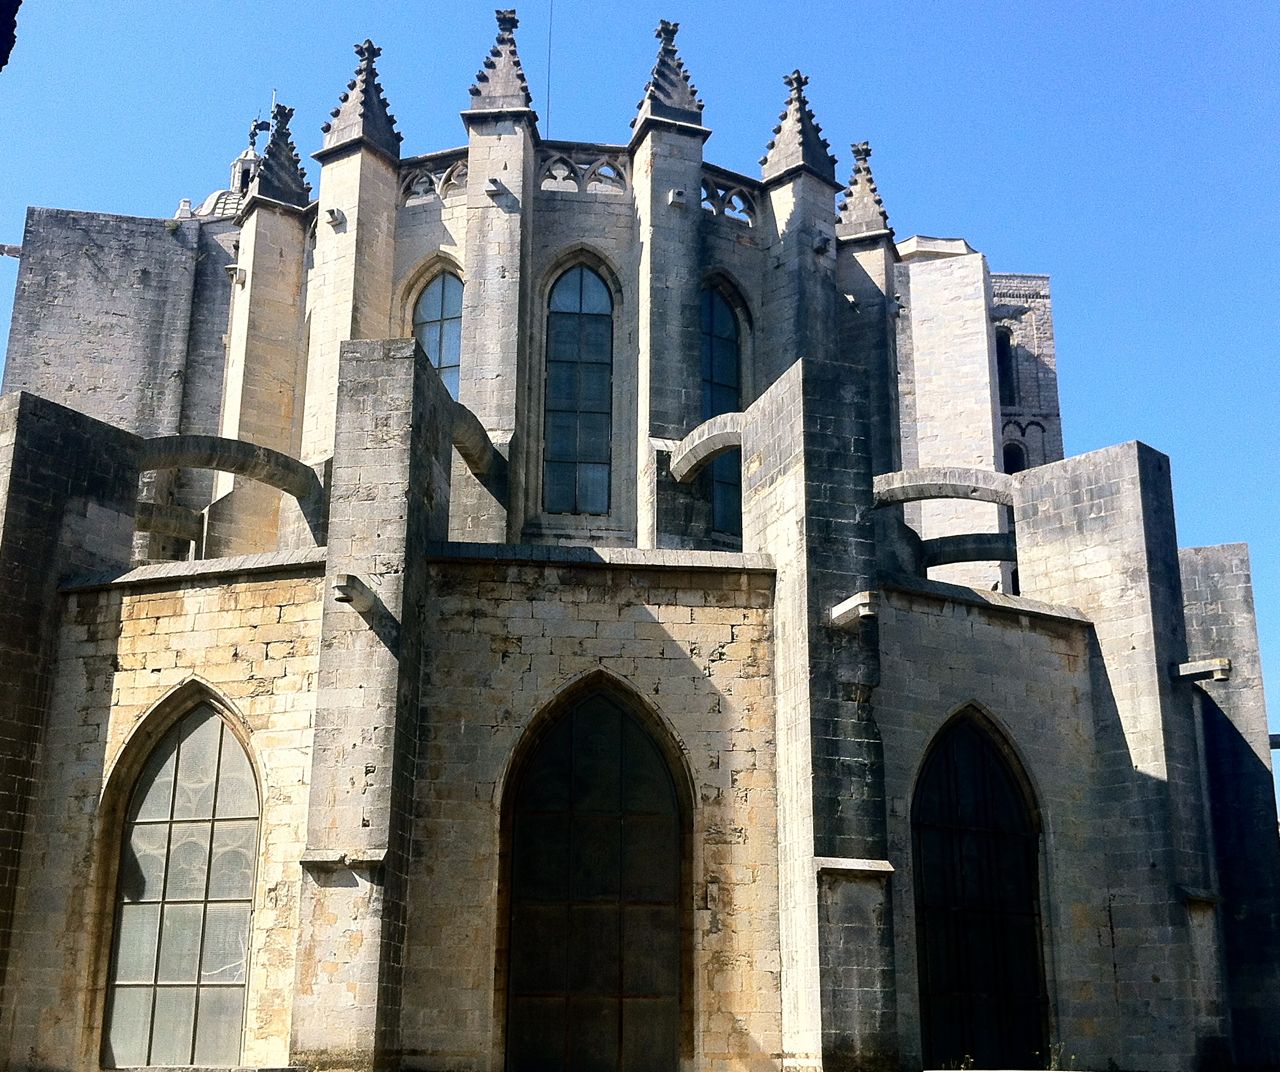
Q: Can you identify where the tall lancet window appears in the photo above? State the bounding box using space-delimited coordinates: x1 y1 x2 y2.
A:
700 287 742 535
102 706 259 1068
414 271 464 399
544 266 613 515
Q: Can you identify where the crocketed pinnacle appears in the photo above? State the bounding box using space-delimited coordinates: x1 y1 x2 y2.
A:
250 103 311 209
631 20 704 129
320 39 402 161
837 141 892 238
760 70 837 186
469 10 533 112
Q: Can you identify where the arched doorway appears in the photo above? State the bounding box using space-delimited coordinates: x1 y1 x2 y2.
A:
505 693 682 1072
912 713 1048 1069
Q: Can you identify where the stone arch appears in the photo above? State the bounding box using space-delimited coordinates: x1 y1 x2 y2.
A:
100 679 259 820
910 704 1048 1070
539 243 625 312
397 250 465 338
700 268 754 333
497 667 696 814
496 671 694 1070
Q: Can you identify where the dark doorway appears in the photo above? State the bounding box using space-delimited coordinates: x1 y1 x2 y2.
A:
912 714 1048 1070
506 694 681 1072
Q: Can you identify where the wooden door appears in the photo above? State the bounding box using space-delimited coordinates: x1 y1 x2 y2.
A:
507 696 681 1072
913 716 1048 1069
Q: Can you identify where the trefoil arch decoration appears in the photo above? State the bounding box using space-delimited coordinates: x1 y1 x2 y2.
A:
536 144 631 195
400 155 469 205
700 173 757 227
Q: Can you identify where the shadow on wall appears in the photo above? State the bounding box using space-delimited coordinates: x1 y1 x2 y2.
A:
1202 695 1280 1071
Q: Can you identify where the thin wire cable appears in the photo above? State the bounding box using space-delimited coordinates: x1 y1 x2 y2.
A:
545 0 554 138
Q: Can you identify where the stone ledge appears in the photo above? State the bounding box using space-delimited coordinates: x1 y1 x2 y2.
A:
61 548 328 593
814 856 894 876
109 1067 301 1072
425 542 775 574
881 573 1090 626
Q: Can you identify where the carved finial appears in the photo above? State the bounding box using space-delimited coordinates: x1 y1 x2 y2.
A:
631 17 704 131
837 139 892 239
249 102 311 209
318 37 402 160
468 7 535 114
783 69 809 92
760 69 837 186
247 115 270 151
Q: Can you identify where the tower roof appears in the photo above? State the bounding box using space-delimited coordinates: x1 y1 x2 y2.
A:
837 141 892 239
319 39 402 162
468 10 534 115
631 20 704 132
760 71 838 187
249 103 311 210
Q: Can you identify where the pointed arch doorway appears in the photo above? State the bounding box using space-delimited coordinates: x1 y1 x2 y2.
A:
912 713 1049 1070
505 693 683 1072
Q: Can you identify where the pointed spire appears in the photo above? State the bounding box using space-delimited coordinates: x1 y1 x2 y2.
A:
249 103 311 209
319 39 402 162
760 70 838 187
837 141 892 238
631 20 704 131
468 10 534 114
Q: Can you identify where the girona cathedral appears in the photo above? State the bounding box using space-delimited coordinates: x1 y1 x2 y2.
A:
0 12 1276 1072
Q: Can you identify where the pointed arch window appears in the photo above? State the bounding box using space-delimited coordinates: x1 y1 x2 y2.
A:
700 287 742 535
414 271 464 399
102 705 259 1068
544 266 613 515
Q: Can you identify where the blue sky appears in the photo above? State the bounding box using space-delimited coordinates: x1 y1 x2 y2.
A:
1 2 1278 756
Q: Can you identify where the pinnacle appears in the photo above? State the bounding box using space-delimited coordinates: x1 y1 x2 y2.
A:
249 103 311 209
320 38 402 160
631 19 704 130
760 69 837 186
468 9 534 113
837 141 892 238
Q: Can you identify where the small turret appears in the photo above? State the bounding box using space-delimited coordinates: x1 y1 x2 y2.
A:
319 39 401 163
837 141 891 239
249 103 311 209
760 70 837 187
467 10 534 115
631 20 704 133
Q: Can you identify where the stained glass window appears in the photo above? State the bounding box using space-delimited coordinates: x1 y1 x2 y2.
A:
102 705 259 1068
544 266 613 516
414 272 465 400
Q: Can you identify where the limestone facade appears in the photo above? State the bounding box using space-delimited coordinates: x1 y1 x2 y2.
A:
0 12 1275 1072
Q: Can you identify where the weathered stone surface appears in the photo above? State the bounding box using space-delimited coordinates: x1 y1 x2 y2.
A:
0 19 1273 1072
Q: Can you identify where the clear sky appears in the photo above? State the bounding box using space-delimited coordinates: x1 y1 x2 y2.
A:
1 1 1278 766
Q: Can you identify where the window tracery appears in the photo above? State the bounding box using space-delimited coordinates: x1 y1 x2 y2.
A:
102 705 259 1068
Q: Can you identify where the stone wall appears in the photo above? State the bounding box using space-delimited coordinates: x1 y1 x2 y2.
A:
0 556 323 1071
3 209 200 439
1015 442 1226 1070
896 247 1003 589
0 393 141 1007
1179 544 1280 1069
402 549 781 1072
874 580 1109 1069
991 273 1063 468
